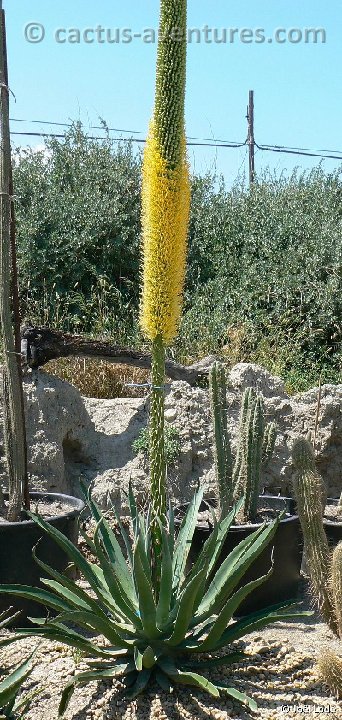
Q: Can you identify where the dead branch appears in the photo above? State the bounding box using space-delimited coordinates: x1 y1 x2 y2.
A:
21 326 215 386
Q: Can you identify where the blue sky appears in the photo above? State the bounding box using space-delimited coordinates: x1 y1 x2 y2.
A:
6 0 342 182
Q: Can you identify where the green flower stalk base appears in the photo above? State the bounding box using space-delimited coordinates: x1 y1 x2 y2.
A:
150 334 167 586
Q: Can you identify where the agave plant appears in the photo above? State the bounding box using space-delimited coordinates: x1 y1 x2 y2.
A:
0 609 39 718
0 484 309 716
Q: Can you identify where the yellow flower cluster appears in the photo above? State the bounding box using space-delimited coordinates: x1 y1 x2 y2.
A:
140 122 190 344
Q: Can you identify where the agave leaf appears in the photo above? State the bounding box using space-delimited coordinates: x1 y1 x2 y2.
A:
172 486 204 595
206 498 244 579
0 654 33 709
125 668 151 700
180 521 218 598
197 565 274 651
58 683 75 718
212 607 312 651
12 685 42 714
92 522 142 629
40 578 97 612
109 503 134 571
196 517 280 619
83 485 137 607
136 527 152 585
133 545 160 640
27 512 119 607
168 501 175 558
4 625 119 658
156 524 173 629
32 545 107 617
58 666 136 718
215 684 258 711
142 646 159 669
79 526 97 556
52 610 134 647
134 646 143 671
186 524 220 614
0 585 73 614
159 658 219 698
166 568 208 647
155 669 173 693
0 608 21 629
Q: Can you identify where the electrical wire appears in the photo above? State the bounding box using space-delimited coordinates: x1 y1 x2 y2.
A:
9 116 342 161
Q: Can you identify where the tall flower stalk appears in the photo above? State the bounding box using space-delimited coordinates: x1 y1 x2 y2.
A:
140 0 190 585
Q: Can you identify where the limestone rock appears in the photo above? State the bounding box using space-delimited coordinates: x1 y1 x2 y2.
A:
0 363 341 510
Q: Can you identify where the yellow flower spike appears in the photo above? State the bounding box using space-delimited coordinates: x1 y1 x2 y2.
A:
140 123 190 344
140 0 189 590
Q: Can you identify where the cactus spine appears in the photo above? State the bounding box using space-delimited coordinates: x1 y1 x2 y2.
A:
140 0 190 586
209 362 233 516
209 378 277 523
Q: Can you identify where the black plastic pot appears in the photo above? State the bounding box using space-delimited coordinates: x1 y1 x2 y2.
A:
0 492 85 624
323 498 342 547
175 495 303 616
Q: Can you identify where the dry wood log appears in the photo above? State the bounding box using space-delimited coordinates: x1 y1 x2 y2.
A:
21 326 215 386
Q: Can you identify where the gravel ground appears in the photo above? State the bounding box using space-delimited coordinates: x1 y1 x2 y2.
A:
1 584 341 720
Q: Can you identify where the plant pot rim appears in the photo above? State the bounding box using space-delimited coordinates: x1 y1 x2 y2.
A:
0 491 85 529
174 494 298 531
323 497 342 528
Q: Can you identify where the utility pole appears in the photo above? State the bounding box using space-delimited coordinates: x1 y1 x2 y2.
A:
0 1 29 517
247 90 255 186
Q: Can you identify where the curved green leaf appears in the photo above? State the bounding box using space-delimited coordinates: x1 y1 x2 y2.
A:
172 487 204 595
215 684 257 711
156 524 173 629
166 568 207 647
196 517 280 619
125 668 151 699
198 565 274 651
133 545 160 640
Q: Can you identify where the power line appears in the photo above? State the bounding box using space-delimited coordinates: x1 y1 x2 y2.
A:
9 116 342 161
9 117 247 147
10 129 247 149
256 143 342 161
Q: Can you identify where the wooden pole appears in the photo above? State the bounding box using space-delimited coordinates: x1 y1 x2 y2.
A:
1 9 29 508
247 90 255 186
0 6 29 518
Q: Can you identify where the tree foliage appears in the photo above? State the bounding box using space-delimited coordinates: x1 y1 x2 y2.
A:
13 125 342 390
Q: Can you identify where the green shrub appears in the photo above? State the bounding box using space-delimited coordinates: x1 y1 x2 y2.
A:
132 425 181 466
13 131 342 392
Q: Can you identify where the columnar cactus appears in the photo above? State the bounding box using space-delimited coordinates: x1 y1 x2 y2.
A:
319 543 342 698
233 388 277 522
292 438 342 700
292 437 337 634
317 651 342 700
140 0 190 583
209 362 233 516
209 377 277 523
332 541 342 638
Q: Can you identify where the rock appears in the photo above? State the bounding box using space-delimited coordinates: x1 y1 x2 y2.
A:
0 362 341 509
